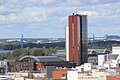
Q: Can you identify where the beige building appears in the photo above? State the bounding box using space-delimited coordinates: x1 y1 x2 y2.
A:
78 69 115 80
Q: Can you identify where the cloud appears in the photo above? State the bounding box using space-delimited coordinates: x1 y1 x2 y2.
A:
0 6 6 12
41 0 55 4
0 7 49 24
0 0 119 38
79 11 98 17
91 0 100 3
27 0 55 5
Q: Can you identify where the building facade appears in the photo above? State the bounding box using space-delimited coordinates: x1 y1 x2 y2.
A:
52 70 78 80
112 45 120 55
7 62 36 72
66 13 88 65
107 68 120 80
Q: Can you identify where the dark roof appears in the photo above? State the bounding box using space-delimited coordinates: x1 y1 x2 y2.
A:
88 49 110 54
19 56 64 62
36 56 64 62
108 54 119 60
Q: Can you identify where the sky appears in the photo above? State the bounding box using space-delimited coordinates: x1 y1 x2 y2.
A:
0 0 119 38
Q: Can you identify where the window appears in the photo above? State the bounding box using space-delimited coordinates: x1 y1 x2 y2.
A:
61 74 67 79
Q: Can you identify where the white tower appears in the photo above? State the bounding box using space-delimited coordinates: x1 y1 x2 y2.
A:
66 26 69 61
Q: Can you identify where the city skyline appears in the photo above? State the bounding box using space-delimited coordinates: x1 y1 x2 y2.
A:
0 0 119 38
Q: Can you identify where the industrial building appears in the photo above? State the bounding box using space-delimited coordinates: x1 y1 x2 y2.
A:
102 46 120 69
66 13 88 65
2 56 75 72
87 49 110 65
7 62 36 72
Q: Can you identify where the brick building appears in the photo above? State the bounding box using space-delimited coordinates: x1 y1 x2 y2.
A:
107 68 120 80
7 62 36 72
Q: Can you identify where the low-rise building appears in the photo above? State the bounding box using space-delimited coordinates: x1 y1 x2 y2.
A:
112 45 120 55
106 68 120 80
52 69 78 80
88 49 110 65
7 62 36 72
4 56 76 73
52 70 67 80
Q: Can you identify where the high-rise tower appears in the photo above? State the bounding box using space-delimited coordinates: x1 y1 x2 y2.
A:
66 13 88 65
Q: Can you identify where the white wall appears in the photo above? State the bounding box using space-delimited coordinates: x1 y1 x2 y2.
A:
112 46 120 55
0 60 9 73
76 66 84 72
66 26 69 61
104 64 110 69
98 55 105 66
111 63 117 68
111 60 118 68
67 70 78 80
14 77 25 80
84 63 92 72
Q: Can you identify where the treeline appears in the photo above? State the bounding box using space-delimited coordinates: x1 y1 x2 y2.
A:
1 40 120 50
88 41 120 49
0 42 65 50
0 48 58 60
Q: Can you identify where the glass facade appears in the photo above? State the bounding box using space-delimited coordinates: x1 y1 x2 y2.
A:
78 16 81 65
80 15 88 65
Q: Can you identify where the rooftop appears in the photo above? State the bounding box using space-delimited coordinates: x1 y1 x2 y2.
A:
19 55 64 62
88 49 110 54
